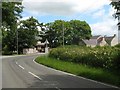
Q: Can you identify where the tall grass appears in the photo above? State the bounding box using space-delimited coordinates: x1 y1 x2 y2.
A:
36 56 120 87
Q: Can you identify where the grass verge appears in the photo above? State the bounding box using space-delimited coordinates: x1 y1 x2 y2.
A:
35 55 120 87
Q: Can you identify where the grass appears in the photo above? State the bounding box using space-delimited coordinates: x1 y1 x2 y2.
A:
35 55 120 87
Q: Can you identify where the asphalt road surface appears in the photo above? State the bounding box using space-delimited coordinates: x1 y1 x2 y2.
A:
2 54 120 89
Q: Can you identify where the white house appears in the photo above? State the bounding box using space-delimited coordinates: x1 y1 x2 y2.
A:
81 34 118 47
104 34 118 46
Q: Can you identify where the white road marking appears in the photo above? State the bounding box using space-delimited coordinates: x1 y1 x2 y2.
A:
28 71 42 80
18 65 24 70
55 87 61 90
33 58 120 89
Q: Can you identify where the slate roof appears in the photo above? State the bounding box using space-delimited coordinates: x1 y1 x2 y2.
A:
82 34 117 46
83 39 97 45
82 35 101 45
104 36 115 45
90 35 101 39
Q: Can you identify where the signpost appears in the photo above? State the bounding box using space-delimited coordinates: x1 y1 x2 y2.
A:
45 39 49 54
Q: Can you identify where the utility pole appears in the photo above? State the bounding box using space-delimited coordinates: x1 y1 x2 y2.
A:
17 27 18 55
17 20 20 55
62 22 65 47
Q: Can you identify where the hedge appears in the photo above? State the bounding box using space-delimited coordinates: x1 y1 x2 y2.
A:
49 46 120 71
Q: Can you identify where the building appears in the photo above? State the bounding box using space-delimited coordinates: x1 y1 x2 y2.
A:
81 34 118 47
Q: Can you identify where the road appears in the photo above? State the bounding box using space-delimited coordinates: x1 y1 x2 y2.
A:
2 54 120 89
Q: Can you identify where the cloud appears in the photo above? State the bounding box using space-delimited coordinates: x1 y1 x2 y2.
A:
22 0 118 36
22 0 110 16
90 7 118 36
92 9 105 18
90 21 118 36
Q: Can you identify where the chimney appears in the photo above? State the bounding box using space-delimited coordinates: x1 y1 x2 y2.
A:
104 35 106 38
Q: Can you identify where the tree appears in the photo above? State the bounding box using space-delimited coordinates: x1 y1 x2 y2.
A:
2 2 23 54
69 20 92 45
110 1 120 19
2 2 23 28
45 20 66 48
45 20 92 48
17 17 39 53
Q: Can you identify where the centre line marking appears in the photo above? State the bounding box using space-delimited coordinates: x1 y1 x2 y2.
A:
55 87 61 90
28 71 42 80
18 65 24 69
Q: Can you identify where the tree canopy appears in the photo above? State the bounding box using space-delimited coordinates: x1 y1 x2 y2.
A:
18 17 39 53
110 1 120 19
2 2 23 29
2 2 92 54
44 20 92 48
2 2 23 54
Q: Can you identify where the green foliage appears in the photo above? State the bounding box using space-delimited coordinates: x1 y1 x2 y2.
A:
2 2 23 29
110 1 120 19
45 20 92 48
36 56 120 86
17 17 39 53
110 1 120 11
49 46 120 71
2 2 23 54
115 43 120 48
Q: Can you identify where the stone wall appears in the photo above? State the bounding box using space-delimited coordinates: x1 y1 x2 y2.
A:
23 48 37 54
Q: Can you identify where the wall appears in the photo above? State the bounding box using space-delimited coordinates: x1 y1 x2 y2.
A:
23 48 37 54
111 36 118 46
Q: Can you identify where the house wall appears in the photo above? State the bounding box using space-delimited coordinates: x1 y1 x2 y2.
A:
111 36 118 46
23 48 37 54
86 45 96 47
98 38 107 46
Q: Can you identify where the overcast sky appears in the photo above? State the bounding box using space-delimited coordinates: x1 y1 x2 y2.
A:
21 0 118 36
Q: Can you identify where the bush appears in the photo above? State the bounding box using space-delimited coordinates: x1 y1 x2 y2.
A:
115 43 120 48
2 51 13 55
49 45 120 71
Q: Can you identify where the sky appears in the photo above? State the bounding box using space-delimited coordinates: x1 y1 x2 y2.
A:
21 0 118 36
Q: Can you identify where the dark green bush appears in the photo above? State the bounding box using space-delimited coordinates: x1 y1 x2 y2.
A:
114 43 120 48
49 45 120 71
2 51 13 55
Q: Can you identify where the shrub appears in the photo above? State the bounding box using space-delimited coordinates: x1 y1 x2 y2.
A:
2 51 13 55
49 45 120 71
114 43 120 48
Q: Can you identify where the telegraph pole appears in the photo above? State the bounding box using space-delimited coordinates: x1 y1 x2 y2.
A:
17 27 18 55
17 20 20 55
62 22 65 47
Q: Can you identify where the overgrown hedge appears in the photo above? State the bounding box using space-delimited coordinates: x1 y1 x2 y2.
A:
49 46 120 71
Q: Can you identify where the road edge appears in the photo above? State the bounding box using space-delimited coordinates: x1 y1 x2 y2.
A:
33 57 120 89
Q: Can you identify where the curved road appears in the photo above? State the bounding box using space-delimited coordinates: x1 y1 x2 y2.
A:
2 54 120 89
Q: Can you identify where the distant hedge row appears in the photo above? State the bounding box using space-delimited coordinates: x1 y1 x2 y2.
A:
49 46 120 71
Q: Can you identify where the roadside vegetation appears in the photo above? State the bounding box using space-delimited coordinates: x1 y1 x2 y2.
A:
49 45 120 72
36 45 120 87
